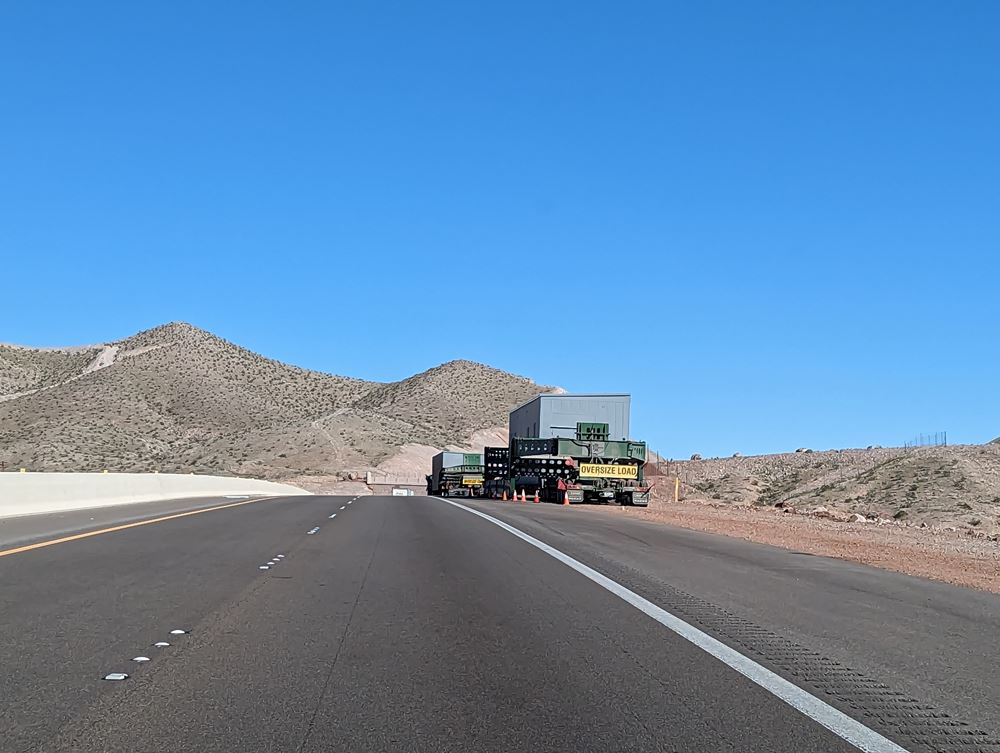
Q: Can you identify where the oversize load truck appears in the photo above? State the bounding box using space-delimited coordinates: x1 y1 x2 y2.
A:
507 423 650 505
428 393 650 504
426 452 484 497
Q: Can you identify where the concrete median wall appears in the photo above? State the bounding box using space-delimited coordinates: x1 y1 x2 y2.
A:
0 472 311 519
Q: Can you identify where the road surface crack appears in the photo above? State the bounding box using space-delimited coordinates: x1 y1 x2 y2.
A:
295 506 385 753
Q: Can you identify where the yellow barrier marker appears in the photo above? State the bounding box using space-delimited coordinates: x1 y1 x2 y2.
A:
0 496 277 559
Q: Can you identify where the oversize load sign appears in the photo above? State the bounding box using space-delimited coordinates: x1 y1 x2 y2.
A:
579 463 638 479
462 478 483 485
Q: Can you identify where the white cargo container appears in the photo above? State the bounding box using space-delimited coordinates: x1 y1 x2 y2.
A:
509 393 631 441
431 451 473 480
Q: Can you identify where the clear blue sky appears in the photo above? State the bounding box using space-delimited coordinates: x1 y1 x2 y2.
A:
2 1 998 458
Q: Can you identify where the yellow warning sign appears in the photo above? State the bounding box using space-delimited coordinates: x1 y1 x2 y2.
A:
462 478 483 486
579 463 638 479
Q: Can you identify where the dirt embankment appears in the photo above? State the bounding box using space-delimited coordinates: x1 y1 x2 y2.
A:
649 444 1000 536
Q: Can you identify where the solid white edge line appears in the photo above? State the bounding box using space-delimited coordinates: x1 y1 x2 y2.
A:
439 498 910 753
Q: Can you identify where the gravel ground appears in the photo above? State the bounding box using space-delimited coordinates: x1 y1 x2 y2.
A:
579 499 1000 594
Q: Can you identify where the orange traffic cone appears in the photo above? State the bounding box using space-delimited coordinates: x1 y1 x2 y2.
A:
563 490 571 506
502 490 508 502
533 490 540 503
521 490 527 503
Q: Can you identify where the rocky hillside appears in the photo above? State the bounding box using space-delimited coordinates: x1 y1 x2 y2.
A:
0 345 102 398
649 445 1000 536
0 323 549 479
354 360 543 441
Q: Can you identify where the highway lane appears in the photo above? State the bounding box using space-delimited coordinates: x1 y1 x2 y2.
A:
0 493 351 751
0 494 995 752
461 498 1000 749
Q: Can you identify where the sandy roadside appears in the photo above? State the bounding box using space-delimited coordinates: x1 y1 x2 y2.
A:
576 500 1000 594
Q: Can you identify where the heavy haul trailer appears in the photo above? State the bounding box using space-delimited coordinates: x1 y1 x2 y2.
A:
482 446 510 499
426 452 484 497
508 423 650 506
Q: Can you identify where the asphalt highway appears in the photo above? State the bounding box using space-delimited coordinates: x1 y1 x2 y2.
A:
1 494 997 753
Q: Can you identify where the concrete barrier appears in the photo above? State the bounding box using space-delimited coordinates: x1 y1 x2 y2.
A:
0 472 311 519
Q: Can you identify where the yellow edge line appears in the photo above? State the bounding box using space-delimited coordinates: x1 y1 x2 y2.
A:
0 496 283 559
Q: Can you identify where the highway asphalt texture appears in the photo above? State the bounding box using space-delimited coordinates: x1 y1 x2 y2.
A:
1 494 997 753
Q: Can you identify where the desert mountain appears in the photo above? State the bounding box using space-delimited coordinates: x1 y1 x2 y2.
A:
0 323 550 479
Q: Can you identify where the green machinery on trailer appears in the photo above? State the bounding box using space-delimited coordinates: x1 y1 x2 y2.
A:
427 452 485 497
507 422 649 505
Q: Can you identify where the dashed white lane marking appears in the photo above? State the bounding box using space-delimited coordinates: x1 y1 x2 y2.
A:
132 656 150 663
169 629 188 635
440 499 911 753
307 527 319 535
348 501 353 505
103 673 128 681
259 565 270 570
329 514 337 518
339 506 346 510
153 642 170 648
